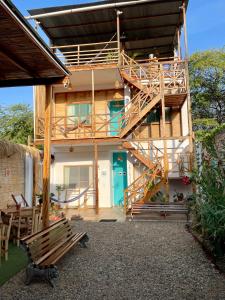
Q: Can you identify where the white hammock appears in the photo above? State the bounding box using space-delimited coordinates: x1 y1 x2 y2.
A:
50 186 90 204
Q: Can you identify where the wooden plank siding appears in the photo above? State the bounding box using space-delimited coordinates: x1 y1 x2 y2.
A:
133 108 182 139
36 88 182 141
54 89 124 139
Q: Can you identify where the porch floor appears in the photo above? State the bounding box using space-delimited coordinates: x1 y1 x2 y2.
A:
63 207 126 222
1 222 225 299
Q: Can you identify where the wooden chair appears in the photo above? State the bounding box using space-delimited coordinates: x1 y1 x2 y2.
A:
0 212 13 262
11 194 29 208
11 206 42 246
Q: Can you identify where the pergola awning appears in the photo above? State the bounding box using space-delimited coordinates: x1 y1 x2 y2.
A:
28 0 188 58
0 0 69 87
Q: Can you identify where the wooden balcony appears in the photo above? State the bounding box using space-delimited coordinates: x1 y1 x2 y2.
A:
121 52 187 107
36 113 122 141
52 41 119 68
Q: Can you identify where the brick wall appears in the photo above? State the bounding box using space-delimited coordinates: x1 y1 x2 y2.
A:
0 153 25 209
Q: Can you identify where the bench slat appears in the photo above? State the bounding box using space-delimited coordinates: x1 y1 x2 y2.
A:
34 231 77 266
41 232 87 266
21 218 68 244
29 224 73 261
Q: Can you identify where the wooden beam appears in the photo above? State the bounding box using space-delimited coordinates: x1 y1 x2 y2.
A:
116 10 121 65
0 77 65 88
0 48 39 78
46 12 180 30
177 28 181 59
53 31 175 42
32 150 39 207
94 143 99 214
34 135 190 146
92 70 95 136
182 2 193 156
182 3 189 59
160 65 169 200
42 85 52 228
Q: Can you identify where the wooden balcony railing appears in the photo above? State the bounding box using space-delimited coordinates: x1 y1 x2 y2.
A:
36 113 123 139
121 52 187 95
51 41 119 66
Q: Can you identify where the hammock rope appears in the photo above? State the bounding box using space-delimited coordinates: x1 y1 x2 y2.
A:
50 185 91 204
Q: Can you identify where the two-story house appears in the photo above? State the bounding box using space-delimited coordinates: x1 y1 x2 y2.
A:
30 0 193 217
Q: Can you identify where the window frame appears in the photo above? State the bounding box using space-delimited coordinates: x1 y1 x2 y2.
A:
63 165 93 190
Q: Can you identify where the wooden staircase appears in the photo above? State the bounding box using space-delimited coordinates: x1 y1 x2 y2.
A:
124 165 164 213
122 141 155 169
119 52 161 138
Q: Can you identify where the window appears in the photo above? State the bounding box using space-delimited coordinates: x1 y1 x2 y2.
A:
146 109 160 123
165 107 172 122
64 165 93 189
145 107 171 123
67 103 92 125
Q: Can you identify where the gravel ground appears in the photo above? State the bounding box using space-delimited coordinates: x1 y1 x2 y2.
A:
1 221 225 300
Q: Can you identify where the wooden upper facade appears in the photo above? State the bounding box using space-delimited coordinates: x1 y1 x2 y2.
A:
34 54 188 143
32 0 190 145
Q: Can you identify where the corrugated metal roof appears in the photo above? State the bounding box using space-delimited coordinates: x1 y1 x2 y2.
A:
29 0 188 58
0 0 69 87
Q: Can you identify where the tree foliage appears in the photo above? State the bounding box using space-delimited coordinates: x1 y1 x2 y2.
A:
189 48 225 125
190 126 225 256
0 104 33 144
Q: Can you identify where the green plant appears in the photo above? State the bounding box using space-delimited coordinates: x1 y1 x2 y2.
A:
190 161 225 256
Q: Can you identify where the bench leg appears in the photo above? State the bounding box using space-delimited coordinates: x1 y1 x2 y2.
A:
79 234 89 248
25 263 59 287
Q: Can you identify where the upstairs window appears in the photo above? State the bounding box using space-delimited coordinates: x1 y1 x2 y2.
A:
146 109 160 123
67 103 92 125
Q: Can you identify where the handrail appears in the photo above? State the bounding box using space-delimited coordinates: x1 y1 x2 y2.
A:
124 166 162 213
52 40 119 66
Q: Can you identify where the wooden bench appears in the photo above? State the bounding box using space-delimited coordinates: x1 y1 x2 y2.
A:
20 218 89 287
131 203 189 221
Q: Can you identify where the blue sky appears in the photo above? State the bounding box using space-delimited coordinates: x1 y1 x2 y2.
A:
0 0 224 107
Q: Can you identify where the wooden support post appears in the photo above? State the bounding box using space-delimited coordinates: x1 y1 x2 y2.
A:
32 151 39 207
42 85 52 228
92 70 95 136
160 65 169 201
116 10 121 65
177 28 181 60
94 143 99 214
182 2 194 159
77 45 80 65
182 2 189 60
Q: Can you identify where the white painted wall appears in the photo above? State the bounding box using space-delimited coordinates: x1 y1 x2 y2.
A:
51 144 125 208
24 153 33 207
181 98 189 136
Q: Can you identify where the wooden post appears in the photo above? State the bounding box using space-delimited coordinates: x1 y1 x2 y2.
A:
42 85 52 228
32 150 39 207
182 2 194 158
77 45 80 65
160 65 169 201
177 28 181 60
94 143 99 214
182 3 189 60
92 70 95 136
116 10 121 65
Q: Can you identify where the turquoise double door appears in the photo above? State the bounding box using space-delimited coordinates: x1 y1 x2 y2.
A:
112 152 128 206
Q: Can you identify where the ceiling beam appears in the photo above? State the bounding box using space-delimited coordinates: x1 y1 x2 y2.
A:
53 30 175 42
126 43 173 52
0 76 64 88
0 47 40 78
44 12 180 31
